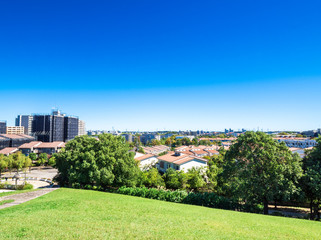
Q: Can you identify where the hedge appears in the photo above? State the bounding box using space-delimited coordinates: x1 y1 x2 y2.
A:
116 186 242 211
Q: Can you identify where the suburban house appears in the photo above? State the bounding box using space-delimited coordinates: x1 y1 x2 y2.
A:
203 146 219 156
18 141 42 155
18 141 65 156
157 152 208 173
134 153 159 170
189 146 208 157
0 147 18 156
35 142 65 155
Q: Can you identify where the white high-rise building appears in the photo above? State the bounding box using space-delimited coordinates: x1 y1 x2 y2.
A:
78 120 86 136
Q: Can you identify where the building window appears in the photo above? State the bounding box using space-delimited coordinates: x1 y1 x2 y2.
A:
160 161 164 168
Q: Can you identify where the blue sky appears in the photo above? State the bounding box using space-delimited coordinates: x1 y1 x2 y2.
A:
0 1 320 131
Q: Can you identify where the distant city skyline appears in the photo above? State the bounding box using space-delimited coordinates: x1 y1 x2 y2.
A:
1 1 321 131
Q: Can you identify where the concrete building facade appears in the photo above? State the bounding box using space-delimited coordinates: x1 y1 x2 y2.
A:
6 126 25 135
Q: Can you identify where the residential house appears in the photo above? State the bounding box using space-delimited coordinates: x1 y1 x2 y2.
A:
157 152 208 173
134 153 159 170
0 147 18 156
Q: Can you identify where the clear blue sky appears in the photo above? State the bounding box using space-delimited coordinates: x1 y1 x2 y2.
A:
0 1 320 131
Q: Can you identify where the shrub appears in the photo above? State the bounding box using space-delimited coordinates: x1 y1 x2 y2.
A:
72 183 81 189
23 183 33 190
16 185 24 190
182 192 240 210
116 187 262 213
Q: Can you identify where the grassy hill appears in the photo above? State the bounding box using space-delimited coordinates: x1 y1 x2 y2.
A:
0 188 320 239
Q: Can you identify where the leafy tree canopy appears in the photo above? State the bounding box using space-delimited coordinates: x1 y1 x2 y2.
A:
55 134 140 188
301 137 321 220
223 131 302 214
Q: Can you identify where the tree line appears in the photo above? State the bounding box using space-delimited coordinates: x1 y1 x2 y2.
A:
0 152 32 178
54 132 321 220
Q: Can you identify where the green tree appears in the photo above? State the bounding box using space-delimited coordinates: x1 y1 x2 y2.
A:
300 137 321 220
140 168 165 188
164 138 171 146
23 156 32 180
48 156 56 167
151 139 161 146
187 167 206 191
0 154 8 178
12 152 26 173
55 134 140 188
181 137 192 146
163 168 188 190
137 147 145 154
29 153 37 161
206 150 225 191
223 131 302 215
6 155 14 173
37 153 48 167
192 138 199 146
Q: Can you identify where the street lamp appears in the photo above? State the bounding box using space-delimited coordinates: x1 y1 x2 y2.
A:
13 173 20 190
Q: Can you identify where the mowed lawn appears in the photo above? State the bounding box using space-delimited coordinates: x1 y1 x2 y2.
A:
0 188 320 239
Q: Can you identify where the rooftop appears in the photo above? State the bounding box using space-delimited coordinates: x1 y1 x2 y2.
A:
0 147 18 155
134 154 156 161
158 152 207 165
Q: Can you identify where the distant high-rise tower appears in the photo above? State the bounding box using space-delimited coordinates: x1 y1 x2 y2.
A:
0 121 6 134
15 110 84 142
64 116 79 141
78 120 86 136
16 115 34 135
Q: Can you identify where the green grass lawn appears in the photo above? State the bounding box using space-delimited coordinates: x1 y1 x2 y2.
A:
0 188 320 239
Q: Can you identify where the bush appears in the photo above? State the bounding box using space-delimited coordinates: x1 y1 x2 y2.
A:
72 183 81 189
16 185 24 190
0 183 4 189
182 192 240 210
116 186 188 203
84 184 93 190
23 183 33 190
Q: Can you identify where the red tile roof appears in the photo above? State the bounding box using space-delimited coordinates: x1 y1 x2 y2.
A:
0 147 18 155
36 142 65 149
190 150 208 155
135 154 156 161
19 141 42 149
158 152 207 165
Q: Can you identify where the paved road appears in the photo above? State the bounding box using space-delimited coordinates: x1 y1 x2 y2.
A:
2 167 58 179
0 188 57 210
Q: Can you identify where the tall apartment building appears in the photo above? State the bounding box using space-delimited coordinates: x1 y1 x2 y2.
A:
64 116 79 141
78 120 86 136
15 115 34 135
15 110 83 142
0 121 6 134
6 126 25 134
